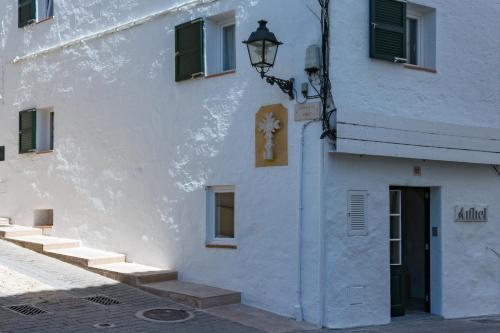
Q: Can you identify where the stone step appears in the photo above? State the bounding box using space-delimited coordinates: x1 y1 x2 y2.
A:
0 225 42 238
45 247 126 267
140 280 241 309
4 235 80 252
88 262 177 286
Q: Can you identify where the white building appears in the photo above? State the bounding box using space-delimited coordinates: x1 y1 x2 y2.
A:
0 0 499 329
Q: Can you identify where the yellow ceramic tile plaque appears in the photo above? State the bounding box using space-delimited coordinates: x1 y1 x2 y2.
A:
255 104 288 167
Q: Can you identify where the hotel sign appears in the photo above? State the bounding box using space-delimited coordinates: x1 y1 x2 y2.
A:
455 206 488 222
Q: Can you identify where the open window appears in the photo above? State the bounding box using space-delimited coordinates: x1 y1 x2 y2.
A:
18 0 53 28
206 186 236 248
19 108 54 154
369 0 436 70
175 11 236 81
205 11 236 76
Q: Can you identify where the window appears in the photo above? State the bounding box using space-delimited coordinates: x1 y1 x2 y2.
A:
390 190 402 266
406 3 436 70
205 11 236 76
370 0 436 70
18 0 53 28
19 108 54 154
175 11 236 81
206 186 235 246
0 147 4 161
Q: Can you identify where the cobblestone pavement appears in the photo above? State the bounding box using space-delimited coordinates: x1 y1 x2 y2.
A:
1 239 500 333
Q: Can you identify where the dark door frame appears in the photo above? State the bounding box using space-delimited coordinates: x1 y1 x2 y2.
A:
390 186 431 317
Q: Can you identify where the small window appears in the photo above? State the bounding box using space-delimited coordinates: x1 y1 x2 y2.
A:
36 0 54 22
406 3 436 70
18 0 53 28
0 146 4 161
206 186 235 246
34 209 53 227
19 108 54 154
205 11 236 76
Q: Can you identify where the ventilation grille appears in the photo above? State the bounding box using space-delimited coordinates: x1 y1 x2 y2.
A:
84 295 120 306
348 191 368 236
6 304 47 316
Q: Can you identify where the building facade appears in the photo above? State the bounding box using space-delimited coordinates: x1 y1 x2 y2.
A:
0 0 499 329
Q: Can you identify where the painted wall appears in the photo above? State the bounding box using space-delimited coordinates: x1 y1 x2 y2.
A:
0 0 324 323
324 154 500 328
325 0 500 329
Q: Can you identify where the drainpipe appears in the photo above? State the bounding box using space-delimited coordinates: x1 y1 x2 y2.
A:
296 120 316 322
318 140 327 327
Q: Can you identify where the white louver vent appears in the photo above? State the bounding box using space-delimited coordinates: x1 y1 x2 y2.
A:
348 190 368 236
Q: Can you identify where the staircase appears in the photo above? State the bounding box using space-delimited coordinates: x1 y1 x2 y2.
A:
0 222 240 309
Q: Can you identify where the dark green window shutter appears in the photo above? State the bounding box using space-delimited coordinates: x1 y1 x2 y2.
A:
370 0 407 62
18 0 36 28
175 19 204 82
19 109 37 154
0 147 4 161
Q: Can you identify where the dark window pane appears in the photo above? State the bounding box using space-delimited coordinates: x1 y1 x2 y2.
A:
215 192 235 238
408 18 418 65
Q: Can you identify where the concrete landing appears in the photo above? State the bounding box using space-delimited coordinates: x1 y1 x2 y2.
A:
0 225 42 238
45 247 126 267
4 235 80 252
88 262 177 285
205 304 318 333
141 280 241 309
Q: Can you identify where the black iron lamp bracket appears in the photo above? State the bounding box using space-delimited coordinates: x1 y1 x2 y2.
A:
261 74 295 100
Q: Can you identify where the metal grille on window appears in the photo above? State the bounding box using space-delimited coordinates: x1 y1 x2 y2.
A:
390 190 402 265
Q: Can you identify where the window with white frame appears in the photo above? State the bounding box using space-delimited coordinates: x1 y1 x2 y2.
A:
205 11 236 76
406 3 436 69
206 186 235 245
18 0 53 28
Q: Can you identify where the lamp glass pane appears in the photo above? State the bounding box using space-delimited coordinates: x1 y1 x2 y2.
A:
247 41 266 68
263 40 278 67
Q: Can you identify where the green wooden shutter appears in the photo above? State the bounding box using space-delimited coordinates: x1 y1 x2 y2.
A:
0 146 4 161
18 0 36 28
370 0 407 62
175 19 204 82
19 109 37 154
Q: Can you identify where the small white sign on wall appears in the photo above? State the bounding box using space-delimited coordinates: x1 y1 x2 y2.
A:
455 205 488 222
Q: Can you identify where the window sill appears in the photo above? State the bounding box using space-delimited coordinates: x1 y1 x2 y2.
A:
206 243 237 250
205 70 236 79
404 64 437 74
36 150 54 155
37 16 54 25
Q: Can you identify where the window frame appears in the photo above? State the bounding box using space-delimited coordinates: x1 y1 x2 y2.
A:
406 12 424 67
206 185 236 247
390 190 402 266
219 20 236 73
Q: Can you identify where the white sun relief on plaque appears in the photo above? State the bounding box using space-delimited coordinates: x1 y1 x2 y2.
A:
258 112 280 161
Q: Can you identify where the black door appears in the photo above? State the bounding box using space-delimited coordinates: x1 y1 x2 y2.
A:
390 187 430 317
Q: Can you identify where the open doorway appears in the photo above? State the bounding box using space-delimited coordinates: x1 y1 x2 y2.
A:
390 187 430 317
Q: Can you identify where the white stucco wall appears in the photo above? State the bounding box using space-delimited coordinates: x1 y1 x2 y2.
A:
0 0 499 329
0 0 324 323
326 0 500 328
324 154 500 328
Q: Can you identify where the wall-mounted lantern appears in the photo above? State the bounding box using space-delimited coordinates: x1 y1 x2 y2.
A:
243 20 294 100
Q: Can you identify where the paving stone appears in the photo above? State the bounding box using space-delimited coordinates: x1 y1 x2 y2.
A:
0 239 499 333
